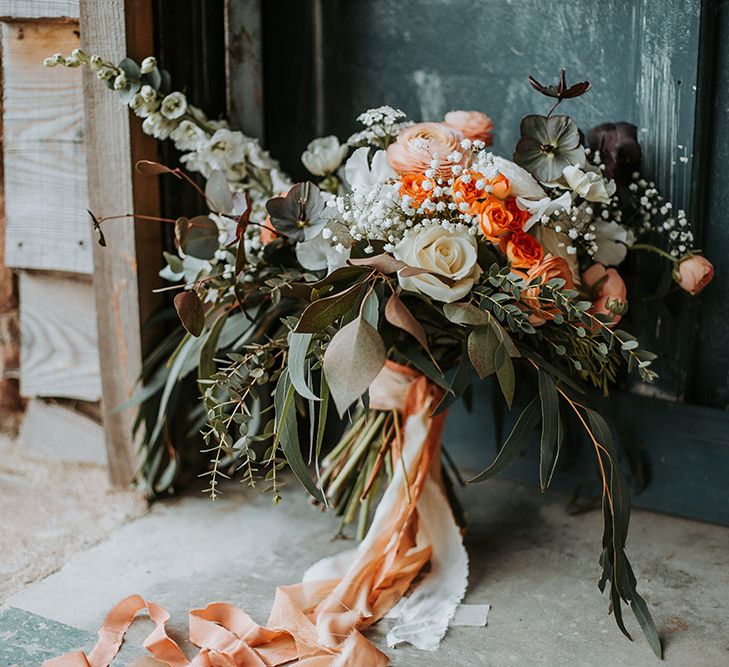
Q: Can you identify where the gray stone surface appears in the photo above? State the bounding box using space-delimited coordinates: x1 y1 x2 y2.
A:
7 478 729 666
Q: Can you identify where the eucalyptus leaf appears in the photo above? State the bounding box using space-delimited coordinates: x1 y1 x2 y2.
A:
295 283 366 333
384 292 431 354
468 396 540 483
173 291 205 337
468 326 498 379
288 332 319 401
273 369 324 502
323 316 386 416
205 170 234 213
537 369 560 490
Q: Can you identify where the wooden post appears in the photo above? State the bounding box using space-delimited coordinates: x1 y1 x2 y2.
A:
79 0 162 486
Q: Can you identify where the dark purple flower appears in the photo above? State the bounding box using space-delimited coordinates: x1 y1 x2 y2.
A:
586 122 641 185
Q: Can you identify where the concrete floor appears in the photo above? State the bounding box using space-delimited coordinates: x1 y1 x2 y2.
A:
0 434 145 602
2 471 728 666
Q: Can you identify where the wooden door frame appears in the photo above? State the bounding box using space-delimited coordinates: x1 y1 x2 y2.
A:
80 0 163 486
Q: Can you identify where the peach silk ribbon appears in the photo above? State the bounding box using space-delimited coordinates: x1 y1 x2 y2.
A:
43 361 469 667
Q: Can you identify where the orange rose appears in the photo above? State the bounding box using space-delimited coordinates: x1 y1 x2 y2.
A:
477 196 526 241
675 254 714 295
582 263 628 326
260 216 278 245
505 231 544 269
387 122 469 178
521 254 576 326
444 110 494 145
453 171 510 213
399 173 435 208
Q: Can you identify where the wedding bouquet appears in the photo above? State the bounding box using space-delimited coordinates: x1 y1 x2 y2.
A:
45 51 715 665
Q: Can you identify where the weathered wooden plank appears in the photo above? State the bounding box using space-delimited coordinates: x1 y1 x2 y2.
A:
225 0 264 138
2 20 92 273
0 1 78 19
19 271 101 401
19 398 106 465
80 0 162 486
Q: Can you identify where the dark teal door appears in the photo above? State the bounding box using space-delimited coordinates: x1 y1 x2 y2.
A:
230 0 729 523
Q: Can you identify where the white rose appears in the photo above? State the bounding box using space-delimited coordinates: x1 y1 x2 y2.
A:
394 225 481 303
160 91 188 120
301 136 348 176
562 165 616 203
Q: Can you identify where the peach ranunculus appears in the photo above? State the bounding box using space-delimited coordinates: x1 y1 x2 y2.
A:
582 263 628 326
675 254 714 295
520 254 576 326
444 110 494 145
504 231 544 269
477 196 528 242
387 122 469 178
452 170 510 213
399 173 435 208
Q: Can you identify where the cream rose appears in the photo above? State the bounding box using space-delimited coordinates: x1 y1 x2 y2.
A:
387 122 469 178
444 110 493 144
393 225 481 302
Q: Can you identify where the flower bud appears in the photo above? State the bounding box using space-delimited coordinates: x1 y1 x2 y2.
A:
674 254 714 295
97 66 115 80
64 56 80 68
113 73 128 90
89 54 103 70
44 53 65 67
140 84 156 102
140 56 157 74
71 48 89 63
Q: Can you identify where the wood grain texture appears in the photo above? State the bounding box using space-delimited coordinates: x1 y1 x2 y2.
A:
2 20 92 273
19 398 106 465
0 0 78 19
225 0 264 137
80 0 162 486
19 271 101 401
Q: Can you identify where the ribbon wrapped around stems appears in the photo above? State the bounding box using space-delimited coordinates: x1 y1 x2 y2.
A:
44 361 471 667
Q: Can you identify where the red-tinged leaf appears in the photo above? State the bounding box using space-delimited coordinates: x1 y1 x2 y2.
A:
135 160 178 176
173 291 205 337
181 215 218 259
323 316 386 416
348 254 407 274
385 292 430 354
174 217 189 250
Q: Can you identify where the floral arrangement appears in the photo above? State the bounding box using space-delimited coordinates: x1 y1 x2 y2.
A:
46 51 716 664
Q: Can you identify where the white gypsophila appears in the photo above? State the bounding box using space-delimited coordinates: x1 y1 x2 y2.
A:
593 220 634 265
562 165 616 203
141 112 176 140
160 91 188 120
394 224 481 303
170 120 207 151
301 136 349 176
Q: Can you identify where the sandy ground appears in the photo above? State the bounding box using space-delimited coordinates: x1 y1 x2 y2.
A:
0 434 147 602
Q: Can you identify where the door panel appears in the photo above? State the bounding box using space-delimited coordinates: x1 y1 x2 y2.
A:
225 0 729 521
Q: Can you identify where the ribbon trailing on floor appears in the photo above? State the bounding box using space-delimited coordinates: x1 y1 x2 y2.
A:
44 361 479 666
